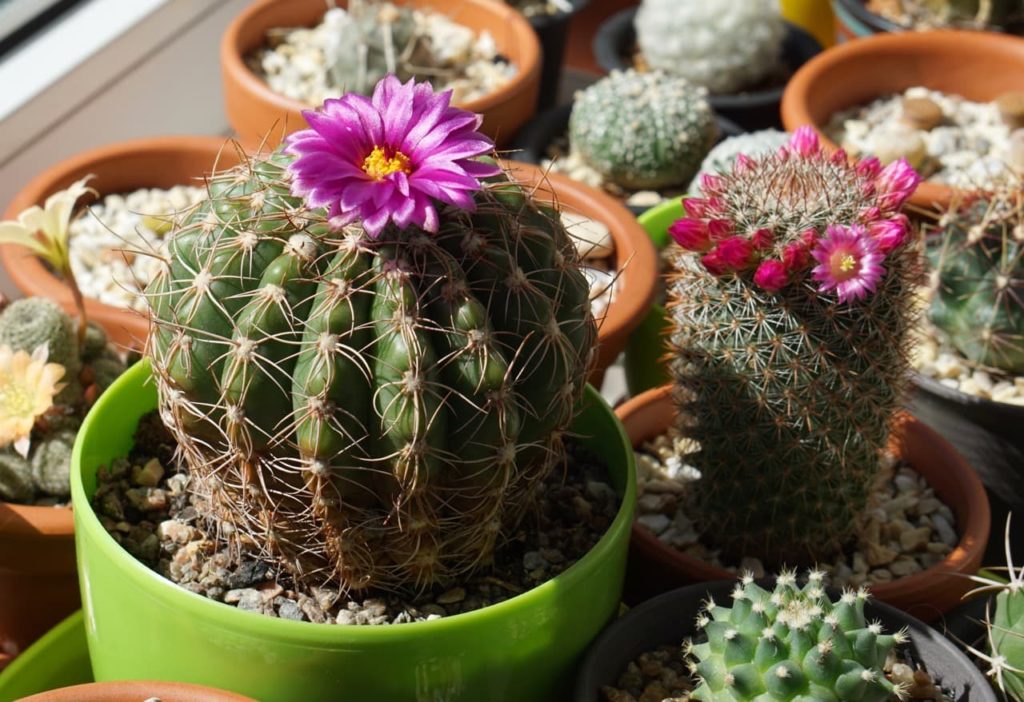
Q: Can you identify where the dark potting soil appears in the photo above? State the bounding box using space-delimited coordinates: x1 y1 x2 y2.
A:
92 412 620 625
601 644 954 702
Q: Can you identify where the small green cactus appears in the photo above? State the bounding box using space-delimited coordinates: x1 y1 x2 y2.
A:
90 353 126 392
81 322 109 361
0 451 34 503
29 429 75 498
0 298 80 382
325 1 418 97
927 186 1024 374
687 571 909 701
634 0 786 95
569 69 718 190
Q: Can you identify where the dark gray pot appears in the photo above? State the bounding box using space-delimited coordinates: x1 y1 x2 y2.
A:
574 580 998 701
527 0 590 111
592 8 821 132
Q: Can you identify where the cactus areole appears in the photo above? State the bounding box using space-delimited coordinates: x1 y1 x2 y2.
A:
667 127 923 566
145 76 597 593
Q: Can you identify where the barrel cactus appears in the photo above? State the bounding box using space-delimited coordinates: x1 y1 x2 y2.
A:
145 76 596 593
665 127 922 566
927 186 1024 374
634 0 786 95
569 69 718 190
687 571 909 701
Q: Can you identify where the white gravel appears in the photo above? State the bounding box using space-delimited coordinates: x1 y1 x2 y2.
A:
252 4 516 108
561 211 619 322
827 86 1022 191
69 186 206 313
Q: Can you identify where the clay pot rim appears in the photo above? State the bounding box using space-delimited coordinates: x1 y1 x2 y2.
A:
914 370 1024 417
0 500 73 538
500 160 659 366
0 134 242 349
20 680 257 702
780 29 1024 211
618 384 990 609
219 0 543 132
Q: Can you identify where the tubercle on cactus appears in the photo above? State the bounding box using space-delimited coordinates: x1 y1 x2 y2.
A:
145 77 597 595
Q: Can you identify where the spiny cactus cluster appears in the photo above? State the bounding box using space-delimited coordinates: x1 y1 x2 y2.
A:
146 151 595 592
0 298 123 503
687 571 909 701
634 0 786 95
666 127 922 566
928 184 1024 374
569 69 718 190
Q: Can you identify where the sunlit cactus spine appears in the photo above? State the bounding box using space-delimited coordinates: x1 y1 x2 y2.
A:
687 571 909 701
928 184 1024 374
666 127 923 566
145 76 596 593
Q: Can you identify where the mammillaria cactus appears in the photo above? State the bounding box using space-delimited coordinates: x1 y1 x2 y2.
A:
634 0 786 95
927 185 1024 374
568 69 718 191
146 76 596 593
666 127 922 565
687 571 909 701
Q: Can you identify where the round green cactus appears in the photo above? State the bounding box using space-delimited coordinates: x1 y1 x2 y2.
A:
687 572 909 701
29 428 76 498
569 69 718 190
0 451 33 503
145 153 596 593
0 298 80 382
928 188 1024 374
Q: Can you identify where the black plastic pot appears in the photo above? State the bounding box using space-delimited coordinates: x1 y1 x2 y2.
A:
592 8 822 131
509 103 743 215
574 580 999 701
527 0 591 110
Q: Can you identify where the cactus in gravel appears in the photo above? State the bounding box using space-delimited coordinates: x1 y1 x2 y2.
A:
689 130 792 194
927 185 1024 374
324 1 419 97
665 127 922 566
0 452 34 502
145 76 595 593
29 428 76 498
687 571 909 701
569 69 718 190
634 0 786 95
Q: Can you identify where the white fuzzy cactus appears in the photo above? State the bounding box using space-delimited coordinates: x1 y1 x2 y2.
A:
634 0 786 95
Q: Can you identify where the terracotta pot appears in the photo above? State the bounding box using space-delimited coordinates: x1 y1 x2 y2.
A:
501 160 658 386
780 30 1024 211
563 0 637 74
0 501 74 670
221 0 542 149
1 135 242 349
20 681 257 701
617 385 991 621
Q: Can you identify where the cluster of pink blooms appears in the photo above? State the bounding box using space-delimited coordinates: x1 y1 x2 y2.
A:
669 126 922 304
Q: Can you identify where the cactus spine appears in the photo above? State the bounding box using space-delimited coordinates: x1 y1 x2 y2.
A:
145 152 595 593
569 69 718 190
687 571 909 701
928 185 1024 374
666 128 922 566
634 0 786 95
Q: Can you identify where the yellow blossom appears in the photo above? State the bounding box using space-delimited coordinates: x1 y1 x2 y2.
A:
0 344 66 457
0 176 93 276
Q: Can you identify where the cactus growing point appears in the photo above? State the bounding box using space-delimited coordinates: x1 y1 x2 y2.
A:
146 76 597 594
666 127 923 566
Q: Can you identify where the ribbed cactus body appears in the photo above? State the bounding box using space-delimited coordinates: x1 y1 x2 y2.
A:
688 572 907 701
928 190 1024 374
147 154 595 592
324 3 418 97
990 586 1024 698
29 429 76 498
667 132 920 566
634 0 786 95
569 69 718 190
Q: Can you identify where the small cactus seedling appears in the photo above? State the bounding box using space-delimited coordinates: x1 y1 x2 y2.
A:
569 69 718 190
687 571 909 701
634 0 786 95
927 184 1024 374
961 516 1024 699
666 127 922 566
145 76 596 594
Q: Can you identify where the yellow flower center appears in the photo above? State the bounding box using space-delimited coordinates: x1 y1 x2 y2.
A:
362 146 412 181
0 380 34 419
830 251 859 281
839 254 856 273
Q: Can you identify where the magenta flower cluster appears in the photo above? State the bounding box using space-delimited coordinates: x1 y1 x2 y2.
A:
284 75 500 238
669 126 922 304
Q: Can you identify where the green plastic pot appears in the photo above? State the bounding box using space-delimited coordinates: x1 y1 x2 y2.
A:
71 361 636 702
0 612 90 702
623 199 680 396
